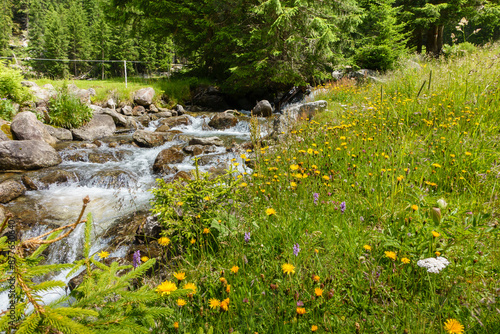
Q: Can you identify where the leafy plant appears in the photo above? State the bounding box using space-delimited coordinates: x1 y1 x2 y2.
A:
0 98 17 121
48 83 93 129
0 63 32 104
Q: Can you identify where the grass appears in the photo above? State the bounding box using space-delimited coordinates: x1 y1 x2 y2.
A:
141 44 500 333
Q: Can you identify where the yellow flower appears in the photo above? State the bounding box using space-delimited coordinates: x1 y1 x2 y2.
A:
156 280 177 296
173 322 179 329
240 154 246 159
322 175 330 181
226 285 231 293
176 201 183 206
401 257 410 264
397 175 404 182
176 299 187 306
311 325 318 332
190 238 196 244
443 319 464 334
290 181 297 187
465 152 472 156
314 288 323 297
314 249 319 254
411 204 418 211
221 298 230 311
432 231 440 238
173 272 186 281
432 163 442 168
266 208 276 216
231 266 239 274
98 251 109 259
158 237 170 246
312 275 320 282
435 251 441 256
183 282 197 294
203 228 210 234
282 263 295 275
290 164 299 171
385 251 397 261
296 307 306 315
240 182 248 187
220 277 227 284
363 245 372 251
141 256 149 262
209 298 221 309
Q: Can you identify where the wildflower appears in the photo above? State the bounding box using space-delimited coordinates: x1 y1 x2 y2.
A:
411 204 418 211
156 280 177 296
266 208 276 216
174 272 186 281
322 175 330 181
226 285 231 293
312 275 320 282
209 298 221 309
401 257 410 264
244 232 251 242
220 277 227 284
173 322 179 329
176 201 183 206
98 251 109 259
314 288 323 297
242 298 249 303
282 263 295 275
296 307 306 315
443 319 464 334
417 256 450 273
203 196 210 201
141 256 149 262
158 237 170 246
363 245 372 251
313 193 319 205
385 251 397 261
203 228 210 234
183 282 197 294
311 325 318 332
221 298 229 311
432 163 442 168
314 249 319 254
231 266 239 274
290 181 297 187
340 201 346 214
177 299 187 307
290 164 299 170
435 251 441 256
465 152 472 156
432 231 440 238
293 243 300 256
133 250 141 268
240 182 247 187
190 238 196 244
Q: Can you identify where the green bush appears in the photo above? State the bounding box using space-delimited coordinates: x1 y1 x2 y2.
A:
354 45 398 71
0 63 32 104
442 42 477 58
48 84 93 129
0 98 16 121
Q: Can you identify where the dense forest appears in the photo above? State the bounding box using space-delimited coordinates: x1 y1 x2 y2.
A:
1 0 500 93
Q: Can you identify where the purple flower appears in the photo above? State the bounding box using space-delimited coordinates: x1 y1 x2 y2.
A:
244 232 251 243
313 193 319 205
293 243 300 256
243 298 249 303
296 301 304 307
340 201 346 214
132 250 141 268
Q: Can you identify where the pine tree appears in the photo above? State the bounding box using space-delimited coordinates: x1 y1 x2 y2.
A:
28 0 46 72
66 0 91 76
44 7 69 78
0 0 13 56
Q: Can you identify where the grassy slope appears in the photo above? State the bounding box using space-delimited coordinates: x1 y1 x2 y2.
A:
146 44 500 333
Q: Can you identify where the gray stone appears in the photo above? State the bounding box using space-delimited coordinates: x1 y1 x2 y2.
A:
155 111 173 118
132 105 146 116
71 114 116 141
188 136 224 146
0 140 62 170
121 105 133 116
132 130 167 147
133 87 155 106
252 100 273 117
106 98 116 109
67 84 91 104
153 147 185 174
208 113 238 129
96 107 128 127
21 81 38 88
159 115 191 128
44 125 73 141
11 111 57 146
136 115 150 127
175 104 185 115
154 124 170 132
183 145 204 156
149 104 158 113
0 180 26 203
0 130 9 141
39 170 78 187
21 175 38 190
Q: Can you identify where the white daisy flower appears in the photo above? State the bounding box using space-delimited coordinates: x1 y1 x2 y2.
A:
417 256 450 273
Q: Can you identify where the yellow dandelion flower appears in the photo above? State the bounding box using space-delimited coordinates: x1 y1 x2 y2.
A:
314 249 319 254
432 231 440 237
290 181 297 187
432 163 442 168
156 280 177 296
240 182 248 187
98 251 109 259
231 266 239 274
209 298 221 309
314 288 323 297
465 152 472 156
173 272 186 281
190 238 196 244
312 275 320 282
282 263 295 275
363 245 372 251
385 251 397 261
141 256 149 262
411 204 418 211
290 164 299 170
203 228 210 234
226 285 231 293
219 277 227 284
322 175 330 181
183 282 197 294
173 322 179 329
176 201 183 206
266 208 276 216
220 298 230 311
177 299 187 306
158 237 170 246
311 325 318 332
203 196 210 201
435 251 441 256
296 307 306 315
443 319 464 334
401 257 410 264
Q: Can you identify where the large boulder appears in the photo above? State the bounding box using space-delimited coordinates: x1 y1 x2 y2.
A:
11 111 57 146
0 121 13 141
208 113 238 129
67 84 91 104
71 114 116 141
0 140 62 170
252 100 273 117
0 180 26 203
0 130 9 141
133 87 155 107
44 124 73 141
132 130 167 148
159 115 191 128
95 107 128 127
153 147 185 174
39 170 78 188
188 136 224 146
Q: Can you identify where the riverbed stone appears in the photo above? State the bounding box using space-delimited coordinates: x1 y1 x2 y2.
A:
156 111 172 118
133 130 167 147
84 170 137 189
97 107 128 127
11 111 57 146
44 124 73 141
39 170 78 187
21 175 38 190
0 130 9 141
0 140 62 170
153 147 185 174
149 104 158 113
183 145 204 156
121 105 133 116
0 179 26 203
133 87 155 106
208 113 238 129
136 115 150 127
188 136 224 146
88 152 121 163
132 105 146 116
252 100 273 117
154 124 170 133
159 115 190 128
71 114 116 141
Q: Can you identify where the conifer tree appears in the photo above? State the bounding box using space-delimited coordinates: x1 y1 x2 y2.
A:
28 0 46 72
66 0 91 76
0 0 13 56
44 7 69 77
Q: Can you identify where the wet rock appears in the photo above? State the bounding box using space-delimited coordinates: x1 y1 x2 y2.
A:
44 124 73 141
84 170 137 189
0 140 62 170
175 104 185 115
121 105 133 116
192 86 229 111
132 130 167 148
11 111 57 146
62 152 87 162
88 152 121 163
39 170 78 187
97 107 128 127
208 113 238 129
197 153 227 166
0 180 26 203
173 171 192 181
154 124 170 132
125 117 138 130
149 104 158 113
71 114 116 141
153 147 185 174
183 145 204 156
21 175 38 190
135 215 162 242
252 100 273 117
132 105 146 116
155 111 172 118
136 115 150 127
159 115 191 128
189 136 224 146
133 87 155 107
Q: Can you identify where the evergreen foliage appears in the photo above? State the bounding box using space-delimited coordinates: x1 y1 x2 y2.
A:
0 0 13 56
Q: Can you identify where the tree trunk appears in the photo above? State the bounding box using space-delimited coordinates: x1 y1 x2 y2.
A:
426 24 444 56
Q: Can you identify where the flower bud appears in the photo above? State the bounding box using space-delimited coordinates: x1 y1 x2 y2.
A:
437 198 447 210
431 207 442 224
